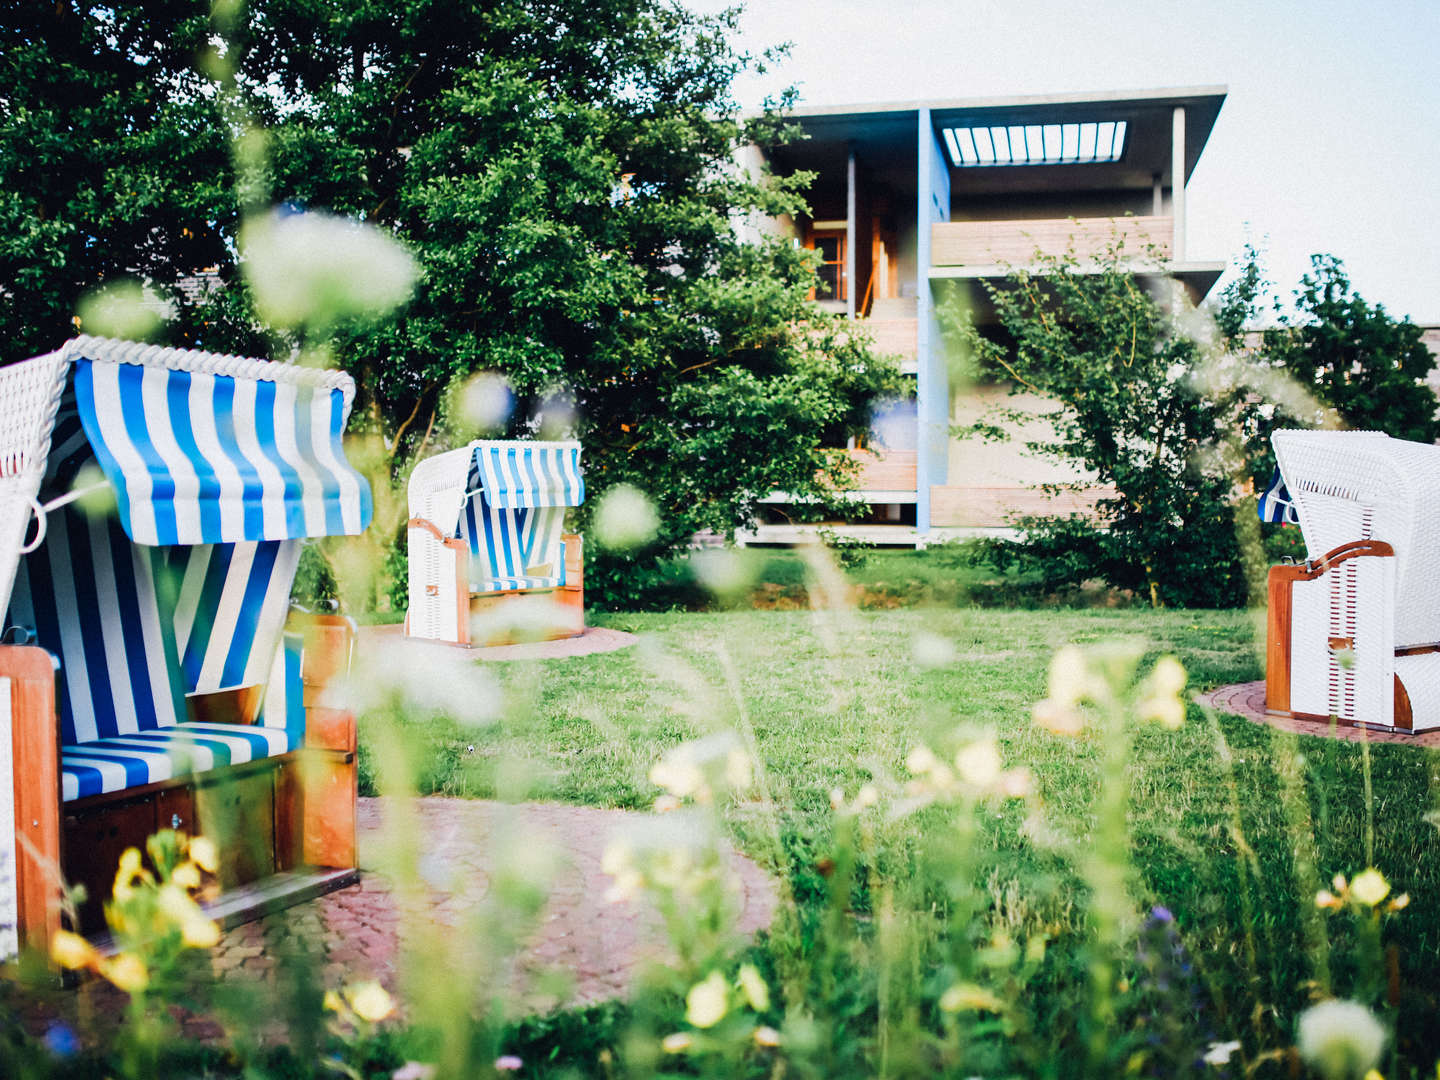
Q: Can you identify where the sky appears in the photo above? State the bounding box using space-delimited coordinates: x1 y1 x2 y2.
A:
690 0 1440 324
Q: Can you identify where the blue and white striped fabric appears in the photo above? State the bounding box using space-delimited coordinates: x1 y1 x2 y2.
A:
59 632 305 801
1258 466 1299 525
165 540 302 694
462 501 568 588
469 441 583 509
73 355 372 546
457 442 581 592
8 504 188 746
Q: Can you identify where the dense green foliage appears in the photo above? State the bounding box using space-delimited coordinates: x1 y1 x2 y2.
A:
0 3 231 357
1247 254 1440 480
0 1 899 603
947 248 1438 608
944 251 1254 608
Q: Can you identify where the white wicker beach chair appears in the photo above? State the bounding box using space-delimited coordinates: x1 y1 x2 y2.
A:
406 440 585 646
1 336 371 957
1265 428 1440 732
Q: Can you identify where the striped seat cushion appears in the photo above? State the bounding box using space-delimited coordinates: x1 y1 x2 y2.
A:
61 630 305 801
472 575 564 593
61 721 301 801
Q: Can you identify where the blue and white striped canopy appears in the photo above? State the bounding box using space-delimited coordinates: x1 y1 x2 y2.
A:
74 350 372 546
469 440 584 510
1257 465 1299 525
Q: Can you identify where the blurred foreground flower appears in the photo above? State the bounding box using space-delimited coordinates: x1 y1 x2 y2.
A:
455 371 514 433
341 638 501 724
686 970 729 1028
1296 1000 1387 1080
240 208 418 332
1202 1040 1241 1066
649 732 752 806
53 831 220 994
901 735 1032 806
689 547 755 599
1033 645 1187 735
75 279 163 340
938 982 1004 1013
1349 869 1391 907
1316 869 1408 914
592 483 660 551
601 810 726 904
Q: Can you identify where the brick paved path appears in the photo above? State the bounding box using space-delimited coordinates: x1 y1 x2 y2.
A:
30 797 778 1041
360 624 638 662
1201 680 1440 746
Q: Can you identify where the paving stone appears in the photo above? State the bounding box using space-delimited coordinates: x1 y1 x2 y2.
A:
18 796 779 1045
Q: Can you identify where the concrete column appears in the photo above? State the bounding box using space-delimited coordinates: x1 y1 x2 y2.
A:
1171 106 1186 262
1152 172 1163 217
845 146 857 319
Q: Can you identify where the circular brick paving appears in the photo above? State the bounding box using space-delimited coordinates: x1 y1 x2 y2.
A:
1201 680 1440 747
26 797 778 1042
359 624 638 662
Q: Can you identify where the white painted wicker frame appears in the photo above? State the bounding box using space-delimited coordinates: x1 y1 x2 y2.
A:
1273 429 1440 730
405 446 473 643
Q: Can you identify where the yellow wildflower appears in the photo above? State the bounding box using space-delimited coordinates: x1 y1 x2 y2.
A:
685 970 728 1029
1350 869 1391 907
112 847 151 902
345 980 395 1023
954 739 1003 789
188 836 219 874
50 929 97 970
737 963 770 1012
753 1026 782 1047
1047 645 1091 708
906 745 939 775
1315 889 1341 909
172 862 201 890
323 989 345 1013
938 983 1004 1013
1387 893 1410 913
1033 697 1085 736
181 915 221 949
103 952 149 994
661 1032 693 1053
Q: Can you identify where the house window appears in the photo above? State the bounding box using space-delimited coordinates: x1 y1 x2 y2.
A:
811 228 846 301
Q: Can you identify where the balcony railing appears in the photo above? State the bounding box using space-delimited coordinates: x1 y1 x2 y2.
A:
931 215 1172 269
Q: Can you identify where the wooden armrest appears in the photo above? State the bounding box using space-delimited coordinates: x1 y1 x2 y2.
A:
1274 539 1395 583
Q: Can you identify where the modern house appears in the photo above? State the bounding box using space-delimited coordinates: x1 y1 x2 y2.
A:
733 86 1229 545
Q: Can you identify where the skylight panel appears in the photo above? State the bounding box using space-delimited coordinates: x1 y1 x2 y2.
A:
941 117 1128 167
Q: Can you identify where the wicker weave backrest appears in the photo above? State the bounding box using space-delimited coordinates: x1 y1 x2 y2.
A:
1273 430 1440 647
0 351 70 617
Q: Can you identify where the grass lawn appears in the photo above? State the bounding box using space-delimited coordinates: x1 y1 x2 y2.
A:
362 607 1440 1074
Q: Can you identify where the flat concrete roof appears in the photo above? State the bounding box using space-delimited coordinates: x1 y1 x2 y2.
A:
765 86 1227 195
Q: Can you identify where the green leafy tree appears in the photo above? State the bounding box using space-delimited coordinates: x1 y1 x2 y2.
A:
2 1 899 607
1255 253 1440 454
944 248 1253 608
0 3 233 358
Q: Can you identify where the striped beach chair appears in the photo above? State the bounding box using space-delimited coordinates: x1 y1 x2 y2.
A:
0 337 372 955
1265 429 1440 733
406 440 585 646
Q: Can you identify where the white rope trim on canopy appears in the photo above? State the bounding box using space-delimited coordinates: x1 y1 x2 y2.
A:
63 336 357 419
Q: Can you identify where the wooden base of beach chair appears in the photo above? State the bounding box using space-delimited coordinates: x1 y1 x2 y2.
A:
1265 540 1424 734
2 618 360 951
466 587 585 648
